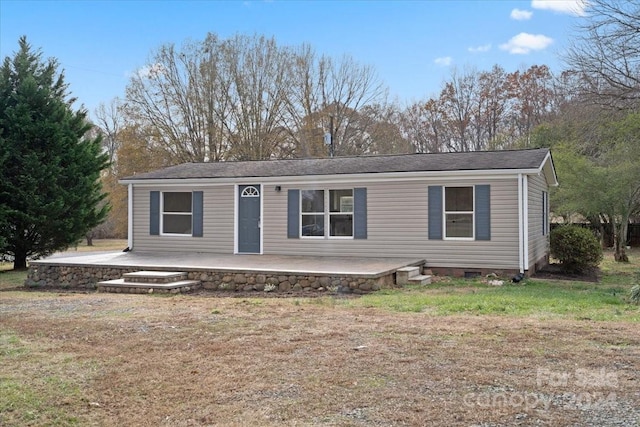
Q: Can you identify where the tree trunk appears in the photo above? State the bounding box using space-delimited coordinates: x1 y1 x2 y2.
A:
86 235 94 246
597 221 605 249
614 221 629 262
604 220 615 247
13 249 28 270
591 215 606 248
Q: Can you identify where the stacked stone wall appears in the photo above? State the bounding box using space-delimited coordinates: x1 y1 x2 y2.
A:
26 264 396 294
26 265 138 289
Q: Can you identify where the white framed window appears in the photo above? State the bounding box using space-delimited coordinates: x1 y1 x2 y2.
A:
300 189 354 238
161 192 192 235
444 186 474 239
301 190 325 237
329 189 353 237
241 186 260 197
542 191 549 236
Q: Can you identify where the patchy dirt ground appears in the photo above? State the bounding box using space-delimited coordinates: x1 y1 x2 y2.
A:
1 291 638 426
533 263 600 283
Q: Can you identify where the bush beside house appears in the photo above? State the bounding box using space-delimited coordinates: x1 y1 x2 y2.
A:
550 225 603 274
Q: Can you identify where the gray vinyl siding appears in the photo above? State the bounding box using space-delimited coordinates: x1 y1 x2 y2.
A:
263 178 520 270
527 174 549 269
129 177 529 270
132 185 234 253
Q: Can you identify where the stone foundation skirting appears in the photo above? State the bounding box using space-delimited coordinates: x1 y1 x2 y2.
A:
189 271 394 294
26 263 396 294
27 264 138 289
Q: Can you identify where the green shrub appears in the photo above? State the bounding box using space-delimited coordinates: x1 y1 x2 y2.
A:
631 285 640 305
550 225 603 274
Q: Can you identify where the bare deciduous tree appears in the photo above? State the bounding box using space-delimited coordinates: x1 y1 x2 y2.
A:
125 34 234 163
400 99 445 153
565 0 640 109
284 47 389 157
438 67 479 152
506 65 554 146
94 97 124 169
477 65 509 149
123 33 391 163
400 64 561 153
220 35 292 160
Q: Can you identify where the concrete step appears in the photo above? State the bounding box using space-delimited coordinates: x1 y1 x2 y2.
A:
122 271 188 284
396 266 421 285
406 274 432 285
97 278 200 294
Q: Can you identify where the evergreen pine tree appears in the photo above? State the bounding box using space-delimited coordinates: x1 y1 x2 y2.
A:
0 37 109 270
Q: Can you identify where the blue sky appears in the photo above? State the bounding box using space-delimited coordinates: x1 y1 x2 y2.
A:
1 0 587 119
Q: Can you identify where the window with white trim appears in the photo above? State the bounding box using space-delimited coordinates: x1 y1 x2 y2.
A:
329 189 353 237
301 190 325 237
301 189 354 238
444 186 474 239
241 186 260 197
542 191 549 236
162 192 192 235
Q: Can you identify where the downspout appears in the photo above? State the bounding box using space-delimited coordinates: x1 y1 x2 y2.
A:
517 174 524 274
522 175 529 273
127 183 133 250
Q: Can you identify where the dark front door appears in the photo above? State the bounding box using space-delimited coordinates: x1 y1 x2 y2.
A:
238 185 261 253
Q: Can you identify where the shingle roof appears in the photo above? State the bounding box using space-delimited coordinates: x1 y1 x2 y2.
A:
121 148 551 181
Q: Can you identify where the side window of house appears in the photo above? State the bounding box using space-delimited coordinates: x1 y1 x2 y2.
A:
162 192 192 235
444 186 474 239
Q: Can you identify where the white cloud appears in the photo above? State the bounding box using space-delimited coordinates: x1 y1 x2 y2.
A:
136 63 167 79
499 32 554 54
434 56 452 66
531 0 588 16
510 8 533 20
468 44 492 53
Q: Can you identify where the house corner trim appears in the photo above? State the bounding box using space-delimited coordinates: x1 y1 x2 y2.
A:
127 183 133 250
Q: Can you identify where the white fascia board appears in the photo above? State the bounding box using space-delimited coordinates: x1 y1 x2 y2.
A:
119 168 542 187
538 151 559 187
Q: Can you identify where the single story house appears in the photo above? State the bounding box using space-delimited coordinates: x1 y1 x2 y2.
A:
119 148 558 276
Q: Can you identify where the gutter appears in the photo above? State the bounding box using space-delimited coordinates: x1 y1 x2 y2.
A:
517 174 529 274
118 168 545 186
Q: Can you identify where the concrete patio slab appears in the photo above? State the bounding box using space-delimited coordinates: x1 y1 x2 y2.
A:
35 250 426 278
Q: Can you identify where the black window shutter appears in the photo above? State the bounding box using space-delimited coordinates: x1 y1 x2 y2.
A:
475 185 491 241
428 186 443 240
150 191 160 235
287 189 300 239
353 187 367 239
192 191 203 237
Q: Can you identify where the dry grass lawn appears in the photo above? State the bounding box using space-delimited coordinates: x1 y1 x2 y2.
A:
0 245 638 426
1 293 638 426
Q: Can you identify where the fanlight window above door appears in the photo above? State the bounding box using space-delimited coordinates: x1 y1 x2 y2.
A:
241 186 260 197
